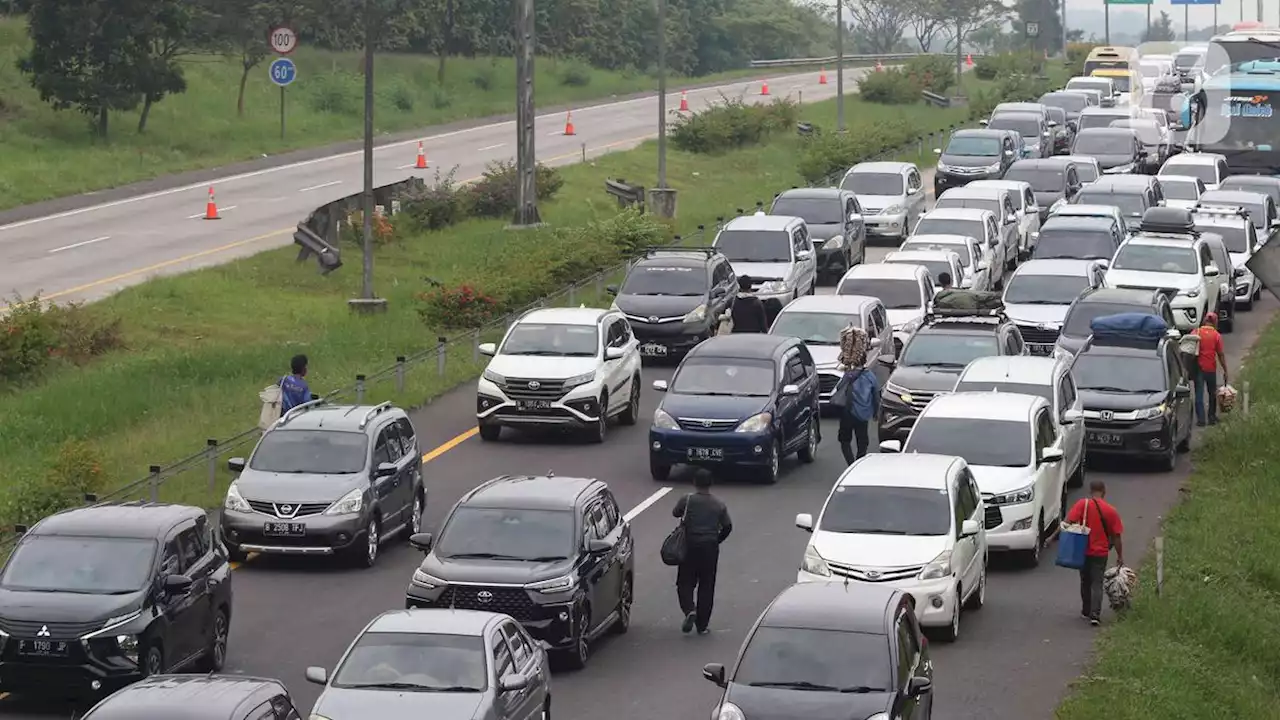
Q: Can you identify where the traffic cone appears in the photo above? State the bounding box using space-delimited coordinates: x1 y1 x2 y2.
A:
204 186 219 220
760 81 770 96
679 90 690 112
819 67 828 84
564 110 576 135
414 141 428 169
875 59 884 72
966 54 974 67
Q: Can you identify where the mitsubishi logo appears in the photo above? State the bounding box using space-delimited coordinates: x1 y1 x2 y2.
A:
648 316 658 323
1100 410 1114 421
36 625 50 637
527 381 540 390
476 591 493 603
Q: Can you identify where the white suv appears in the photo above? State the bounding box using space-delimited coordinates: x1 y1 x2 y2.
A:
883 392 1068 567
476 307 642 442
794 453 988 642
1105 234 1223 330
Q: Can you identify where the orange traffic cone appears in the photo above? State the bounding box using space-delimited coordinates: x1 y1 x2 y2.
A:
966 54 974 67
564 110 576 135
760 81 770 96
414 141 428 169
819 67 828 84
679 90 690 112
875 59 884 72
204 186 219 220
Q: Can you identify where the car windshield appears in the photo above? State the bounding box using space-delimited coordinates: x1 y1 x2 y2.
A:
1078 113 1127 132
1073 162 1099 183
1005 273 1090 304
1195 222 1250 253
1114 123 1160 144
1005 167 1065 192
914 217 983 241
906 418 1032 466
1031 228 1114 260
901 241 972 268
841 172 903 195
1099 74 1131 92
771 312 859 346
249 430 368 474
1221 180 1280 205
819 483 953 537
734 627 892 692
435 507 574 561
715 229 792 262
1174 52 1200 69
1138 63 1162 78
1074 354 1167 393
1077 189 1145 217
331 632 487 692
990 116 1041 138
772 198 843 225
501 323 598 357
954 380 1052 403
1062 301 1152 336
1042 93 1087 113
934 198 1002 216
1111 244 1199 273
1162 179 1201 201
836 278 921 309
1200 202 1266 231
1 536 156 594
1161 162 1216 185
1073 133 1134 155
621 266 708 296
1047 108 1067 125
886 258 952 283
672 357 775 396
944 137 1000 156
901 333 999 369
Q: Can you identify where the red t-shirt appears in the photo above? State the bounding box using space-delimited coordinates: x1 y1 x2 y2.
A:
1066 498 1123 557
1196 326 1224 372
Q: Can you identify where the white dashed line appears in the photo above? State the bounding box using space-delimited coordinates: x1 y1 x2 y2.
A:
478 143 506 151
624 487 673 522
48 236 110 254
298 181 342 193
187 205 237 219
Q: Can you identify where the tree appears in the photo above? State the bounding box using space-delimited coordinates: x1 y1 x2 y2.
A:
902 0 946 52
843 0 910 54
127 0 202 133
1144 11 1176 42
941 0 1006 80
1012 0 1063 54
205 0 307 117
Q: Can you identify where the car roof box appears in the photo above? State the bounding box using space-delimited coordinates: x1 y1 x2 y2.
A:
930 289 1005 317
1139 207 1196 235
1089 312 1171 347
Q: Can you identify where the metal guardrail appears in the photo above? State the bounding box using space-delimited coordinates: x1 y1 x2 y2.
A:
750 52 989 68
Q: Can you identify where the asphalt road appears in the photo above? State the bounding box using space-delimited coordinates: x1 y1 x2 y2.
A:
0 67 862 307
4 196 1274 717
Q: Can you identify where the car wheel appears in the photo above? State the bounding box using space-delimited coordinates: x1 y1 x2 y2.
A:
404 489 424 539
964 565 986 610
1177 428 1191 453
1222 308 1235 333
561 607 591 670
142 642 164 678
1159 443 1177 472
1022 514 1043 568
613 574 633 634
354 516 380 568
938 589 961 642
797 419 818 463
197 608 229 672
224 542 247 563
619 377 641 426
1242 293 1255 311
587 393 608 444
478 423 501 442
761 439 782 484
649 457 671 482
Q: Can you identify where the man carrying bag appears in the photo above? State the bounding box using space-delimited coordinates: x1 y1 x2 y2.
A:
1060 480 1125 626
662 471 732 635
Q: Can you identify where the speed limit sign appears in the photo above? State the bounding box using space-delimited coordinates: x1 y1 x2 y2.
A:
268 26 298 55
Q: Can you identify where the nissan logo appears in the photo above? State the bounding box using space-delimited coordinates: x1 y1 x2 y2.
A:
1100 410 1114 421
527 381 540 390
280 505 293 514
476 591 494 603
37 625 50 637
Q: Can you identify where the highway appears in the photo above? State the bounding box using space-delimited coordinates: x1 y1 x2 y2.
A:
0 67 860 306
3 221 1274 718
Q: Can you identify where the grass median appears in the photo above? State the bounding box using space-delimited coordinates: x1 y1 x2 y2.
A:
1055 313 1280 719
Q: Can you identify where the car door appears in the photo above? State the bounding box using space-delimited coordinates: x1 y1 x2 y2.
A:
1057 370 1085 476
987 213 1010 268
1035 408 1065 521
395 417 423 511
176 522 220 663
490 630 529 720
158 531 202 668
846 196 866 261
906 168 925 219
1000 192 1021 254
602 320 631 413
969 238 992 290
793 226 817 294
1020 186 1041 243
952 469 981 592
1215 158 1230 187
370 428 403 528
385 421 416 524
581 500 617 632
1197 243 1222 311
1164 343 1193 441
894 611 925 719
498 622 544 720
780 351 810 449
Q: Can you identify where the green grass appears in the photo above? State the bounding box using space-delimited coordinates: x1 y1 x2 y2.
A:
0 90 977 527
1055 315 1280 720
0 16 804 211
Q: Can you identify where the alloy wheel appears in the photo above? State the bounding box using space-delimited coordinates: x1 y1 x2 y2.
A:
807 425 817 456
211 613 228 670
615 577 632 633
411 494 423 535
145 646 163 676
366 517 380 566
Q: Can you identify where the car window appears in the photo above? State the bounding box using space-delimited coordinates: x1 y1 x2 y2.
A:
951 484 965 537
491 632 515 679
601 491 622 531
244 702 277 720
1039 408 1058 447
193 515 212 557
176 527 202 571
1164 344 1184 386
501 623 532 668
1007 326 1025 355
372 431 392 467
382 426 404 463
395 418 417 456
895 615 915 685
269 695 300 720
161 539 182 575
958 470 979 519
785 356 806 384
1062 373 1078 409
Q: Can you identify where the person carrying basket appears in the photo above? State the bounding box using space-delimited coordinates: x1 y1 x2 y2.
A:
1058 479 1125 626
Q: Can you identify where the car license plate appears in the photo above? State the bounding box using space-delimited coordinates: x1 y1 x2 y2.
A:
516 399 552 411
263 521 306 537
1087 432 1124 446
19 640 69 657
1029 344 1054 356
687 447 724 461
640 343 668 357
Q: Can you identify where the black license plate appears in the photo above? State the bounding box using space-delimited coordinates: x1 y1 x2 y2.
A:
19 640 69 657
517 399 553 411
687 447 724 461
1087 432 1124 446
263 521 306 537
640 343 668 357
1029 344 1054 356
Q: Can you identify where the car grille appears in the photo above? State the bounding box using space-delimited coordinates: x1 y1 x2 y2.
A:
499 378 569 402
677 417 740 432
984 504 1003 530
437 586 535 622
828 561 925 583
902 389 945 411
819 374 841 395
1017 325 1060 345
246 500 331 518
0 618 105 640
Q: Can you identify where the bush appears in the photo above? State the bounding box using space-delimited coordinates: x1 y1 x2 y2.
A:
416 284 502 330
306 72 361 115
969 73 1058 121
466 160 564 219
1066 42 1099 77
430 89 453 110
973 51 1046 81
559 62 592 87
401 167 468 231
4 440 105 526
903 55 956 94
0 296 123 384
382 80 415 112
669 96 798 154
470 68 495 91
857 68 920 104
795 122 922 184
341 210 396 246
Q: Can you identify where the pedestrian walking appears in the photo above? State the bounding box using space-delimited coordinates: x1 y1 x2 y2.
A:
280 354 314 413
1064 479 1125 626
730 275 768 333
1193 312 1227 426
672 470 733 635
832 324 878 464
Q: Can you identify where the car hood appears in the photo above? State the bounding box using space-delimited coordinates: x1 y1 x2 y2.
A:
886 308 924 329
808 222 844 242
234 471 362 504
487 355 600 380
969 465 1037 495
1079 389 1168 411
730 262 792 282
1005 303 1069 326
888 364 963 392
659 393 771 421
1095 154 1136 169
0 588 146 629
939 154 1000 169
420 553 575 585
808 344 842 369
724 684 893 720
857 195 905 213
811 531 947 568
613 293 704 318
312 686 485 720
1105 269 1200 293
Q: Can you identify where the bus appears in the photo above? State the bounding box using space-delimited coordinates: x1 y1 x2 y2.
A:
1083 46 1137 75
1181 59 1280 174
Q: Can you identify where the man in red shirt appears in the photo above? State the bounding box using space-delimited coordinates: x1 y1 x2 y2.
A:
1064 479 1125 625
1194 312 1228 426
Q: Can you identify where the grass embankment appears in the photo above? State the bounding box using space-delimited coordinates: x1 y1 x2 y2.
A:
0 89 976 525
1056 315 1280 719
0 16 793 211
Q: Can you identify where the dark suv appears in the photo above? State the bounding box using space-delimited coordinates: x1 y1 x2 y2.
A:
83 675 301 719
649 334 821 484
878 302 1026 441
608 247 736 359
933 129 1016 197
1056 287 1177 357
404 475 634 671
769 188 867 281
221 400 426 568
0 503 233 696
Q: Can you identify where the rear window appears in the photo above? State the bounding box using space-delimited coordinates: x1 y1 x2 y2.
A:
1032 227 1115 261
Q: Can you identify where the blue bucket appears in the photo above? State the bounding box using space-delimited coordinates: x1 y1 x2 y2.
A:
1056 526 1089 570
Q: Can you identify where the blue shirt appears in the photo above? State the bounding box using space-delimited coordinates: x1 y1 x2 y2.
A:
845 368 880 422
280 374 311 411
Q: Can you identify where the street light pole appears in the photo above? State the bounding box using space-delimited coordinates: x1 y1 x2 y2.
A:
1060 0 1069 61
360 1 375 299
657 0 668 188
512 0 540 227
836 0 845 132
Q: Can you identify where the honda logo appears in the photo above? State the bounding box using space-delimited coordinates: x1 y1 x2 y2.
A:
36 625 50 637
1100 410 1114 421
527 381 540 390
476 591 493 603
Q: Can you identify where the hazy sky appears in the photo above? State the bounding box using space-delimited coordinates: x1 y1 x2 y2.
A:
1084 0 1278 29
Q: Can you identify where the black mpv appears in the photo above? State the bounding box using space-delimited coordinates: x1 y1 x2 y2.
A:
405 475 634 670
0 502 233 696
608 247 737 360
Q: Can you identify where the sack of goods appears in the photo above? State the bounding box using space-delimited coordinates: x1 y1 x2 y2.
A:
932 288 1004 314
1090 312 1169 344
1218 383 1238 413
1104 565 1138 611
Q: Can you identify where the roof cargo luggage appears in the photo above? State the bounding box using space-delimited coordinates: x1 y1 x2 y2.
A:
1090 312 1170 346
932 289 1004 315
1139 207 1197 235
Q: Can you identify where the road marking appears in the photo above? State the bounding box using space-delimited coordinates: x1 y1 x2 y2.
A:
298 180 342 193
478 143 506 151
422 427 479 463
187 205 237 219
623 487 673 522
48 236 110 254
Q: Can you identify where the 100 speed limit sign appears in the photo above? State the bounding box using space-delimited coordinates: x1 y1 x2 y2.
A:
269 26 298 55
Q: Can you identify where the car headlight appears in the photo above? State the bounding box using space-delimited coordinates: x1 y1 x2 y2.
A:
825 234 845 248
411 569 445 590
324 487 364 516
882 205 905 215
224 482 251 513
482 368 505 384
653 408 679 430
1134 403 1168 420
564 371 596 388
985 162 1002 172
1179 288 1200 298
801 545 831 577
526 574 575 594
735 412 773 433
714 703 747 720
885 382 912 404
116 634 139 663
990 483 1035 506
683 304 707 323
919 549 953 580
758 280 788 294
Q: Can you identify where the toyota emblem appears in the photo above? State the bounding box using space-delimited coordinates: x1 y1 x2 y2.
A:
280 505 293 514
702 420 713 427
527 381 540 390
37 625 50 637
1100 410 1114 421
648 316 659 323
866 571 881 579
476 591 494 603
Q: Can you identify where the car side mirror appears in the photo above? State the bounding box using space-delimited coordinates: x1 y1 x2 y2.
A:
1040 447 1065 464
375 462 397 478
163 574 193 595
227 457 246 473
499 674 529 693
606 284 619 295
869 337 882 349
781 384 800 396
408 532 433 552
933 148 942 155
653 380 669 392
1175 384 1192 398
478 342 497 357
795 513 814 531
909 675 934 696
1204 263 1220 277
604 346 626 360
960 519 980 537
305 667 329 685
1004 149 1015 156
587 538 614 554
908 186 920 195
1006 214 1019 224
1063 408 1084 422
879 439 902 453
979 119 989 126
703 663 727 687
849 212 863 223
796 250 813 261
878 355 896 367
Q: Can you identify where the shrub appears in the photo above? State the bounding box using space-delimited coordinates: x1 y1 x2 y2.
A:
973 51 1046 81
795 122 922 184
306 72 361 115
470 68 495 91
1066 42 1100 76
401 167 468 231
430 89 453 110
857 68 921 104
416 284 502 330
903 55 955 94
341 210 396 246
0 296 123 384
559 62 592 87
969 74 1058 121
466 161 564 218
4 440 105 526
669 96 798 153
382 80 415 112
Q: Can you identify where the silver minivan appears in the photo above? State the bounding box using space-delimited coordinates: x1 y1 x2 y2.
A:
840 161 928 242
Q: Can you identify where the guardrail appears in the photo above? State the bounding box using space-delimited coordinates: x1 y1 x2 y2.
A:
750 52 989 68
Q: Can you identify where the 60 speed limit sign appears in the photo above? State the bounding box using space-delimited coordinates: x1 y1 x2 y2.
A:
269 26 298 55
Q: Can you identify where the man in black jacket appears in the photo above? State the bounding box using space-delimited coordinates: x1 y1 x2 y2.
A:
730 275 768 333
672 470 733 635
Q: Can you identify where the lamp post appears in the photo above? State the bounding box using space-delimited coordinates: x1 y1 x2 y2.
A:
349 0 387 313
